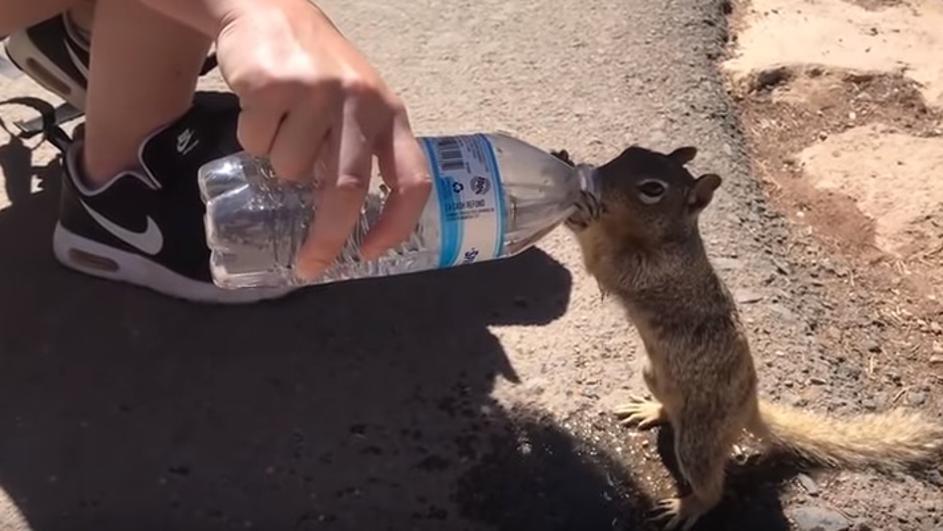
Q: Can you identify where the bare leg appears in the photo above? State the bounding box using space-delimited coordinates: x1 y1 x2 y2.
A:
82 0 210 185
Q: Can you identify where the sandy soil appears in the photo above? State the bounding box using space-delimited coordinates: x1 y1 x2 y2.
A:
723 2 943 526
723 0 943 289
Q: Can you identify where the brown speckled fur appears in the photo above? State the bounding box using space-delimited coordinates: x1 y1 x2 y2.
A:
556 145 943 530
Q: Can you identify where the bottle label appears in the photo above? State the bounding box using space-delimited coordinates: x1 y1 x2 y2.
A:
420 134 506 268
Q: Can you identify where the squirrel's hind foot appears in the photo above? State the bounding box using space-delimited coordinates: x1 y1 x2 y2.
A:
649 495 709 531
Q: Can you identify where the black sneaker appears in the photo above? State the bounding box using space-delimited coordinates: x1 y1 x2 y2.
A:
5 13 217 112
53 92 294 303
4 13 89 110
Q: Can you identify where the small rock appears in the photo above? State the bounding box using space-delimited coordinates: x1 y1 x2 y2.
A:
735 289 764 304
751 66 792 92
873 392 889 409
791 506 852 531
768 303 800 326
926 469 943 487
818 131 829 141
797 473 820 496
773 258 792 275
809 377 827 385
861 398 877 411
849 111 857 121
713 257 744 271
930 355 943 365
167 465 190 477
932 322 943 334
907 391 928 406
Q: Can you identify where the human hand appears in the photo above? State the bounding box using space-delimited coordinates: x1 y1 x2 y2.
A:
214 0 431 279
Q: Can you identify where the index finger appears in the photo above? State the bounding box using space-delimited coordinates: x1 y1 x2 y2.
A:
359 111 431 261
294 120 372 280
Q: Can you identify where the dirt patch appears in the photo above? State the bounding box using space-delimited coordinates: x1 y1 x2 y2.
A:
731 66 942 259
721 5 943 526
724 0 943 108
722 0 943 296
799 123 943 258
728 60 943 320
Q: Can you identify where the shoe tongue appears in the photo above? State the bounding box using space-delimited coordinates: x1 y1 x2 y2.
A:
140 91 243 188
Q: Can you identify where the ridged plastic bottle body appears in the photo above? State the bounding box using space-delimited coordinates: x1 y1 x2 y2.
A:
198 133 586 289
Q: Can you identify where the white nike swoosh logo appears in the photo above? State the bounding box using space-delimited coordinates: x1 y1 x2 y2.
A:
177 131 199 155
80 200 164 255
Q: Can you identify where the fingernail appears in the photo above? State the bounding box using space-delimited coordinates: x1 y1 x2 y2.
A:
295 259 325 281
359 247 379 262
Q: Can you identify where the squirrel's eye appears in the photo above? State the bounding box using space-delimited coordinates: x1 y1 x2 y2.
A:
637 179 667 204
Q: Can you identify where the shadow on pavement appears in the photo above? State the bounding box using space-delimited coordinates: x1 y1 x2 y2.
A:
652 421 793 530
0 115 657 531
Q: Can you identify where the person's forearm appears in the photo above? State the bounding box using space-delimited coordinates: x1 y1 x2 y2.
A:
136 0 324 37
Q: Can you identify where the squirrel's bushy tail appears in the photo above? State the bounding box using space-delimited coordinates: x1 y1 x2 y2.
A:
754 400 943 472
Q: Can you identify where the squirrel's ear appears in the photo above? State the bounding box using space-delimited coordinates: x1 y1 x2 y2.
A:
688 173 722 212
668 146 697 166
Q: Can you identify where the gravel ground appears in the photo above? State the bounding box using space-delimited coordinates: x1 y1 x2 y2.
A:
1 1 939 530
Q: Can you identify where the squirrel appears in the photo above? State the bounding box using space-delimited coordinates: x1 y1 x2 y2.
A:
551 146 943 530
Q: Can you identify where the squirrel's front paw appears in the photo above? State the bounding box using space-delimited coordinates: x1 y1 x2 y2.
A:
565 190 603 232
613 397 667 430
551 149 574 167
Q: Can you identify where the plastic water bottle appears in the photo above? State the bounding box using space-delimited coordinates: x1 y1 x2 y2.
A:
198 132 595 289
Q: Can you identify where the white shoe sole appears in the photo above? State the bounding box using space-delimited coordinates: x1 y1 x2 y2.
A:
4 29 86 111
53 223 296 304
